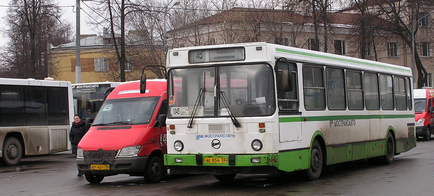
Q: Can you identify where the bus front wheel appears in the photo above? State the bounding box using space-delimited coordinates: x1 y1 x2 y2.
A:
2 137 23 166
306 139 323 181
214 173 236 181
85 174 104 184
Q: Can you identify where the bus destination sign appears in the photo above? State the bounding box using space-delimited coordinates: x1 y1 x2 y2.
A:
189 47 245 63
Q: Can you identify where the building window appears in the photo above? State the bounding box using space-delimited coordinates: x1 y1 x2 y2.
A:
426 73 433 87
365 42 373 57
387 42 399 57
125 58 134 72
418 12 429 27
209 38 216 45
276 37 290 46
308 38 320 51
94 58 109 72
334 40 346 55
420 42 431 57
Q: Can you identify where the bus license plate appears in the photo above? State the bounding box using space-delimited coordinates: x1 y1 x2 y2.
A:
204 157 227 164
90 164 110 170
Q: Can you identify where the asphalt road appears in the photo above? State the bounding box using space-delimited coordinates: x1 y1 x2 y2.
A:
1 139 434 196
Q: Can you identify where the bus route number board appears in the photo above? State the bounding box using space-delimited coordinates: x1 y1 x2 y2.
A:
204 157 227 164
90 164 110 170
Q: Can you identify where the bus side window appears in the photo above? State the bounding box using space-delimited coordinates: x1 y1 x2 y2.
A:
276 61 298 111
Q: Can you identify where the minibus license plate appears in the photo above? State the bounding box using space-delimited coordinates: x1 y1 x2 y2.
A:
90 164 110 170
204 157 227 164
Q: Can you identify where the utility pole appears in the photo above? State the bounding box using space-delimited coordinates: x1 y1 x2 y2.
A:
75 0 81 83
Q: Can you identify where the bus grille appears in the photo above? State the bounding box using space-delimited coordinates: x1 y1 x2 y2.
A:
83 149 117 164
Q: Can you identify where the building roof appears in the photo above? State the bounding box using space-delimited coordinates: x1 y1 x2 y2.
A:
170 7 362 34
52 35 105 49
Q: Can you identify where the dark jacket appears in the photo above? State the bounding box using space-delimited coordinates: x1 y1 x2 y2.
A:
69 120 86 155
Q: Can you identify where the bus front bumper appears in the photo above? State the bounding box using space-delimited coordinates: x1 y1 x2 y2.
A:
165 154 279 175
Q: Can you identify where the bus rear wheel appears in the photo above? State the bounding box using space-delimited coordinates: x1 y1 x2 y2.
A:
85 174 104 184
2 137 23 166
306 139 323 181
214 173 236 181
382 133 395 165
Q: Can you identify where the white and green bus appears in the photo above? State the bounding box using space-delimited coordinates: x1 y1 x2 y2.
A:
163 42 416 181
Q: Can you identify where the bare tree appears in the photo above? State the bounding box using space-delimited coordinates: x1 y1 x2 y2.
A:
0 0 72 79
355 0 434 88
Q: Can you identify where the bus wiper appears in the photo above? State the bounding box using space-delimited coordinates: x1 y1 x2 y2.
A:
220 91 241 127
187 87 205 128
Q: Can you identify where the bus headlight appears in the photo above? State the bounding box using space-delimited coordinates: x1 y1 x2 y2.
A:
77 148 84 158
117 145 141 157
251 139 262 151
416 118 425 126
174 140 184 152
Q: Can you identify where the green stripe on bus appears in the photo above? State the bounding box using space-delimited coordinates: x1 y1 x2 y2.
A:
275 48 411 73
279 114 414 123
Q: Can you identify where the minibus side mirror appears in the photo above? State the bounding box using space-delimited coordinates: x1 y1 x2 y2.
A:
429 106 433 114
154 114 167 127
140 73 147 94
85 118 93 133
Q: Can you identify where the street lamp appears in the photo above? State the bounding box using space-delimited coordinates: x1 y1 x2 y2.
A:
411 10 434 88
163 0 180 65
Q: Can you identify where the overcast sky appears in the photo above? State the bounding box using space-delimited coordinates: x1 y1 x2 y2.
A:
0 0 99 49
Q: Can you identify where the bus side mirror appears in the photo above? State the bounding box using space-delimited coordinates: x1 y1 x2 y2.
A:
429 106 433 114
140 73 147 93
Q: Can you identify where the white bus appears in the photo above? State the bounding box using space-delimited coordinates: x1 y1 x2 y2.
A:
163 42 416 181
72 82 121 120
0 78 73 165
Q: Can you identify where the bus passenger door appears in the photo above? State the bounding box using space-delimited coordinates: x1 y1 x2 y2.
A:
276 60 301 142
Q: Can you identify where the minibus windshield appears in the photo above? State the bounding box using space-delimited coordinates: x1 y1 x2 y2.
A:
92 97 159 126
414 98 427 113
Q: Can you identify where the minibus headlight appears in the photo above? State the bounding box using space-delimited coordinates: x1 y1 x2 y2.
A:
251 139 262 151
118 145 142 157
77 148 84 158
174 140 184 152
416 118 425 126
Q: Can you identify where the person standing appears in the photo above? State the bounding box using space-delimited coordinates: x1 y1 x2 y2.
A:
69 114 86 176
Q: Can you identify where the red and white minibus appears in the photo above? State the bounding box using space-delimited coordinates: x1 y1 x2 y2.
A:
76 79 167 184
414 88 434 141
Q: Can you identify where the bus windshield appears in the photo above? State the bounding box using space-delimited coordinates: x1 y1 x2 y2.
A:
92 97 159 126
414 98 427 112
72 83 118 119
168 64 275 118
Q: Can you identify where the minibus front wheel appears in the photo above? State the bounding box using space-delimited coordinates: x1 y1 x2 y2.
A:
85 174 104 184
144 156 164 183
